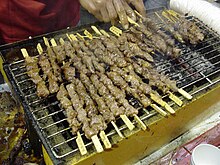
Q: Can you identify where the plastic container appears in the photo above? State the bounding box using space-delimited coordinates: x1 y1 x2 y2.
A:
191 144 220 165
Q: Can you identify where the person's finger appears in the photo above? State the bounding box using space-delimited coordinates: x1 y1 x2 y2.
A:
122 0 136 21
100 7 110 22
113 0 129 29
128 0 146 17
94 12 104 21
93 0 105 8
79 0 97 14
106 0 118 23
79 0 103 21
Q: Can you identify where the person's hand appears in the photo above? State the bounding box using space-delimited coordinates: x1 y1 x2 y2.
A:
80 0 145 29
126 0 146 17
79 0 145 29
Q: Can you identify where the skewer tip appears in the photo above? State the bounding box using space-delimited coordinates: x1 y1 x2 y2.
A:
164 103 175 114
76 132 88 155
178 88 193 100
111 121 124 138
100 131 112 149
120 114 135 131
134 115 147 131
91 135 104 153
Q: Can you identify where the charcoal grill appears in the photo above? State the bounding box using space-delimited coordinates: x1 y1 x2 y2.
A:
0 8 220 165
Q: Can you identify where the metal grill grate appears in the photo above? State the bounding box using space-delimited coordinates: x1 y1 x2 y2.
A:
3 11 220 160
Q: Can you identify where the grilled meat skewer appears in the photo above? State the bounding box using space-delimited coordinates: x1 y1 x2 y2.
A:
56 84 81 134
24 52 49 98
38 53 59 94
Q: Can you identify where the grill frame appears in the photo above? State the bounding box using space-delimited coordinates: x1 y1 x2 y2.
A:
1 8 220 164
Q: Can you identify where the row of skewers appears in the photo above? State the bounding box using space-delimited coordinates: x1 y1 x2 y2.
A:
21 10 203 155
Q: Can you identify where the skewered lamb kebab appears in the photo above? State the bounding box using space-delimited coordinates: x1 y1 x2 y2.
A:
90 74 126 117
42 38 63 83
38 53 59 94
100 29 177 113
56 84 81 134
23 52 49 98
57 83 88 155
52 44 66 64
132 24 181 58
80 73 115 122
107 70 151 108
95 71 146 130
48 38 109 152
98 73 138 116
66 82 110 151
66 81 105 139
161 10 204 44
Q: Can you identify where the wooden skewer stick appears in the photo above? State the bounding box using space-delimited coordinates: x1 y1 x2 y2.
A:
84 30 93 40
91 26 102 36
110 26 122 37
37 43 44 54
76 33 85 41
66 33 72 41
165 10 179 21
91 135 104 153
134 10 144 19
76 132 88 155
21 48 29 58
50 38 57 47
59 38 65 45
178 88 192 100
150 93 175 114
100 131 112 149
167 10 180 20
134 115 147 130
168 92 183 107
127 16 140 27
162 11 176 23
100 29 110 37
150 93 175 113
154 12 184 43
111 121 124 138
150 104 167 116
43 37 50 47
120 114 135 131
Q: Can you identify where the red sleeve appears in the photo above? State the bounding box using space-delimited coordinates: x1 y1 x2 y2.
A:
0 0 80 44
